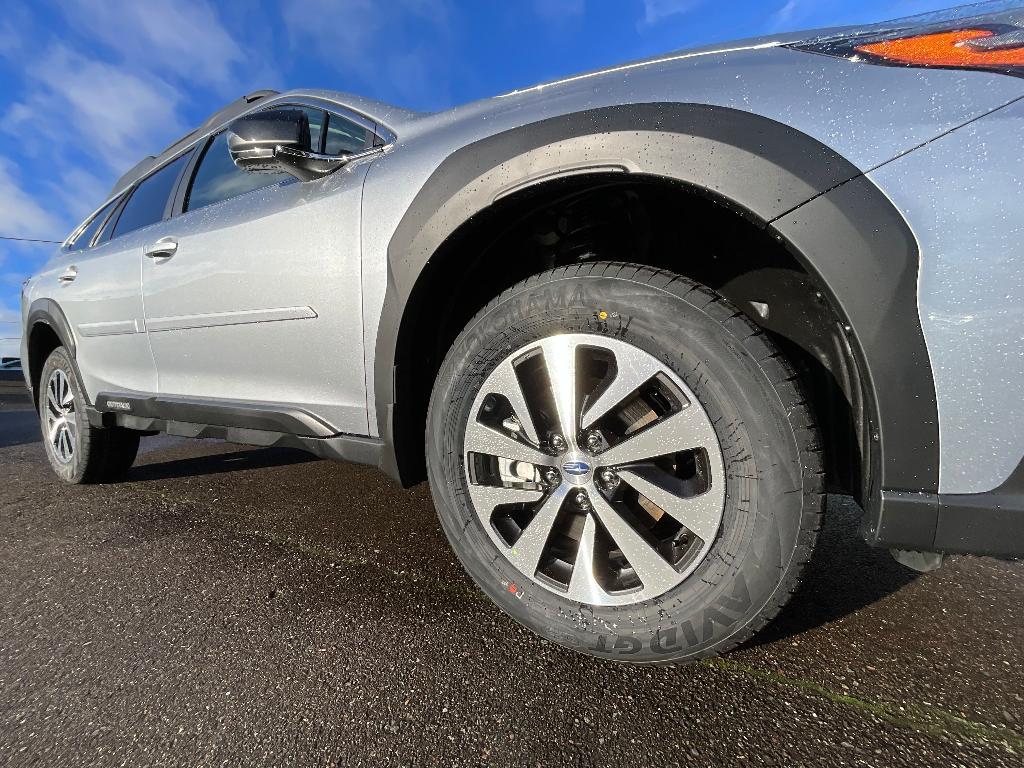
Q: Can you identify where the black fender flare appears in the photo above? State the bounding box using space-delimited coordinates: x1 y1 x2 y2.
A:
376 102 939 511
25 298 83 409
27 298 76 358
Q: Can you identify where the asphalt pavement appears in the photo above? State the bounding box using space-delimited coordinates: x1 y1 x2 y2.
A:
1 390 1022 767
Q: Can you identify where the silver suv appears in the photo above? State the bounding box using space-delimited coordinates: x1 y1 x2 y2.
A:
19 5 1024 662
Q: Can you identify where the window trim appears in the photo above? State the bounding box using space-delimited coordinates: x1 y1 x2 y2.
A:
105 147 194 243
64 195 123 252
175 97 385 217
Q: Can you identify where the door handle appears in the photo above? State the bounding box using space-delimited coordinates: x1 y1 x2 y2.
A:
145 237 178 259
58 266 78 283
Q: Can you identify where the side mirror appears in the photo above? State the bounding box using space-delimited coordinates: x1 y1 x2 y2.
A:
227 109 350 182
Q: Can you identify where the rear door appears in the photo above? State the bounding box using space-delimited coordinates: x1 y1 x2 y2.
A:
139 103 375 435
48 152 192 399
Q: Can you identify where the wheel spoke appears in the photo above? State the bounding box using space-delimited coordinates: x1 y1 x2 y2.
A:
597 405 717 467
464 421 554 466
590 488 681 594
47 380 61 416
507 485 569 577
60 373 72 408
467 484 545 517
539 336 578 443
58 427 71 460
566 513 605 603
581 347 666 429
485 356 540 444
617 468 722 542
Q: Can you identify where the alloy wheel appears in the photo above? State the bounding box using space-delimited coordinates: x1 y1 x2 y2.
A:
45 369 77 465
464 333 725 606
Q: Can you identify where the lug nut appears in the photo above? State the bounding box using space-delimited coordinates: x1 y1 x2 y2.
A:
584 430 603 452
574 490 592 510
598 469 620 491
550 434 567 452
543 468 561 487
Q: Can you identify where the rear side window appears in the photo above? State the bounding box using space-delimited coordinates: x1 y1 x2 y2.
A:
67 196 121 252
112 152 190 239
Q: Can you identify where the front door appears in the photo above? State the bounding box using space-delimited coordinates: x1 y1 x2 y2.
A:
140 108 373 435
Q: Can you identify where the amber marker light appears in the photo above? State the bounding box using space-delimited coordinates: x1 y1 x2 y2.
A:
855 28 1024 70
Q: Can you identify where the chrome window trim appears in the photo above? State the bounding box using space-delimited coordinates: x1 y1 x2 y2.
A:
62 194 125 252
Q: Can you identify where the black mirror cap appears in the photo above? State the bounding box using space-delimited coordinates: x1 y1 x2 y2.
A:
227 109 312 173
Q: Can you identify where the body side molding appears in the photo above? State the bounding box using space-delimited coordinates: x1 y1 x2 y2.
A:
94 392 340 438
146 306 318 333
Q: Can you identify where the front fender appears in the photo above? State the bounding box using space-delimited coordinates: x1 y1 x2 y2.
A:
375 103 939 528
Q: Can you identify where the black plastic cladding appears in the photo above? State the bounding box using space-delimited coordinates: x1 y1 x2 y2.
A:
25 299 82 410
378 102 941 511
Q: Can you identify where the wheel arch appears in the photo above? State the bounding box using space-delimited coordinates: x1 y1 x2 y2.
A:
25 298 79 413
376 103 938 529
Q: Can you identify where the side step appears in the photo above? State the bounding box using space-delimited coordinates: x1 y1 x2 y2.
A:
89 392 385 467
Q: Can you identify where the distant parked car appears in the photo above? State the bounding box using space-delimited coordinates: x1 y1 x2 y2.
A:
17 4 1024 663
0 356 25 395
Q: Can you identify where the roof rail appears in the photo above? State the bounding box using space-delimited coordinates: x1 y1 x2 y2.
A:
109 89 280 196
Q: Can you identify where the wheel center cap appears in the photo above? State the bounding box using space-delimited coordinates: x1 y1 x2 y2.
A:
561 454 593 487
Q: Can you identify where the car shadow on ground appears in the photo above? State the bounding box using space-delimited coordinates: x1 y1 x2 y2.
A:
746 495 918 647
127 446 315 481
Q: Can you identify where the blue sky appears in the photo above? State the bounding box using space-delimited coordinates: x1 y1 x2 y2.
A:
0 0 958 349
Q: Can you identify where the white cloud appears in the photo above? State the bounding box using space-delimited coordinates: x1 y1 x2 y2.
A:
283 0 453 103
0 158 62 240
3 45 186 175
768 0 805 32
284 0 450 62
639 0 703 28
49 167 110 224
58 0 244 89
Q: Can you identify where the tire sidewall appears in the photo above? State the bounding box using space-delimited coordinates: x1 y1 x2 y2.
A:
39 347 91 484
427 269 807 663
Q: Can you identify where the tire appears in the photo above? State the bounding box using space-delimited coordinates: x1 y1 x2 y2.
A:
426 262 823 663
38 347 140 484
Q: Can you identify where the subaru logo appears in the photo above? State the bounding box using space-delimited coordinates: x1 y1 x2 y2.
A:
562 461 591 476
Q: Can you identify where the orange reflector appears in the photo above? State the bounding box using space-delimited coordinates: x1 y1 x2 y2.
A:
856 29 1024 69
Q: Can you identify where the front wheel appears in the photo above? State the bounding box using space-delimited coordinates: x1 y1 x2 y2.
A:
38 347 140 484
427 263 823 663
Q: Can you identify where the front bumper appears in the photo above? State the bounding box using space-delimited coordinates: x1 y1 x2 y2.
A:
865 459 1024 558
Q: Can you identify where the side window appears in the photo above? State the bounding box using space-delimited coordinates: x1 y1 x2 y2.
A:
324 113 370 155
67 196 121 252
300 107 325 153
185 131 290 212
185 107 328 213
112 152 191 239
